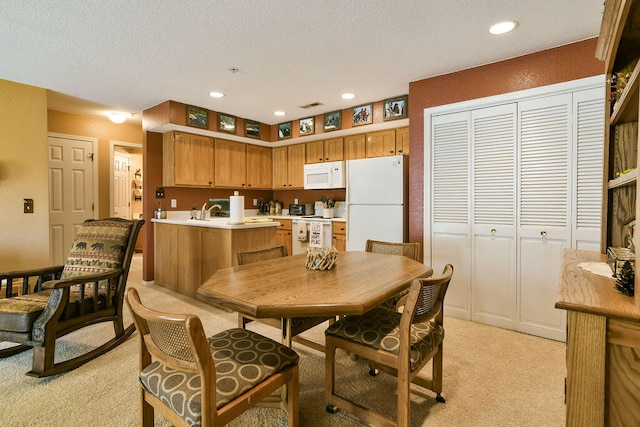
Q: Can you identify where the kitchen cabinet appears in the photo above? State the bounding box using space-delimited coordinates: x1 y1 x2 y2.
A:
305 140 324 164
246 144 272 189
163 131 213 187
344 134 366 160
154 222 277 297
272 144 305 189
324 137 344 161
214 138 246 188
275 219 292 256
332 221 346 252
395 127 409 155
305 138 344 163
273 146 288 188
366 129 396 158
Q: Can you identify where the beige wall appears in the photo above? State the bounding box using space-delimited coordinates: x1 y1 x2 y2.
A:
47 110 143 218
0 79 49 270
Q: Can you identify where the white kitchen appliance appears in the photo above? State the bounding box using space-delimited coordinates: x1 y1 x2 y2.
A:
292 217 333 255
346 155 408 251
303 161 346 190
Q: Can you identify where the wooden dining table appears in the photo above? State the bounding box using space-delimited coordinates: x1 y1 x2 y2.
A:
196 251 433 347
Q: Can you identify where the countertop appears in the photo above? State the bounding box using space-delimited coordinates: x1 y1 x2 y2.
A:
555 249 640 322
151 217 280 229
268 215 346 223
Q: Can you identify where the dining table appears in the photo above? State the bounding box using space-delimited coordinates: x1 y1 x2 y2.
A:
196 251 433 347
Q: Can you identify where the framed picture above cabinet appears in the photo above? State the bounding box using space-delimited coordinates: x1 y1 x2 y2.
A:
278 122 292 140
245 120 260 139
324 110 341 131
299 117 315 136
383 95 407 121
352 103 372 126
186 105 208 129
218 113 236 134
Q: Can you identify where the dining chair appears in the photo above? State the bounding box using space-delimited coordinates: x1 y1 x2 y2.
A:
365 239 422 310
235 246 333 352
324 264 454 427
126 288 300 427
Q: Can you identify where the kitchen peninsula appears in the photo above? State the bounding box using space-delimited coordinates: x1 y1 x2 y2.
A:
152 216 279 297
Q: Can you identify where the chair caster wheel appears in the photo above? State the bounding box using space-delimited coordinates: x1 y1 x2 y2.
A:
326 404 337 414
435 393 446 403
369 368 378 376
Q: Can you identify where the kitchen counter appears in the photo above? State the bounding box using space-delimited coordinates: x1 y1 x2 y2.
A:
267 215 346 223
151 217 280 229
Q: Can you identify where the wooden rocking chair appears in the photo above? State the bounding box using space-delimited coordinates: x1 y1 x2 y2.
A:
0 218 143 377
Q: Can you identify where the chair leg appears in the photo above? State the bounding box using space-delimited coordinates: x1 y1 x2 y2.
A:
397 371 411 427
325 339 338 413
432 343 445 401
286 365 299 427
30 343 55 376
141 390 154 427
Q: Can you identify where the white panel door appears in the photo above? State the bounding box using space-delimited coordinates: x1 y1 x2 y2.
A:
471 104 518 329
48 136 94 265
517 93 572 341
113 151 131 219
431 111 471 318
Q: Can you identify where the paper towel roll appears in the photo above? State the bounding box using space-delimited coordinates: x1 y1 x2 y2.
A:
230 195 245 224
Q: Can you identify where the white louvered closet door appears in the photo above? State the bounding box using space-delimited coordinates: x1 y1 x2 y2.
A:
471 104 518 330
572 88 604 251
517 93 572 341
431 111 471 319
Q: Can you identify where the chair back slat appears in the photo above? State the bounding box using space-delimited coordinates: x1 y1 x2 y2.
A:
236 245 288 265
365 240 420 261
409 264 453 323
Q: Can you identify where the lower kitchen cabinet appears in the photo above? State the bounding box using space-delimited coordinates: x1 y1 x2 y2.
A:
275 219 292 256
154 222 277 297
332 222 346 252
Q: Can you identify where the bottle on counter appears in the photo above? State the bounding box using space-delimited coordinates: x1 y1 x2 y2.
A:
191 204 197 220
155 203 167 219
275 201 282 215
269 200 276 215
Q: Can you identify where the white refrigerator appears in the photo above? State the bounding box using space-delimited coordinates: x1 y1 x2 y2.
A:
346 155 408 251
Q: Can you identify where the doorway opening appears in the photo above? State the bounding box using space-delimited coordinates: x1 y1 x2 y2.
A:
110 141 143 251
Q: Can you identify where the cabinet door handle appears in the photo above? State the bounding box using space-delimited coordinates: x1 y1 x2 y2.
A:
491 228 497 234
398 149 403 153
540 231 547 237
390 150 395 153
319 158 322 161
247 184 251 187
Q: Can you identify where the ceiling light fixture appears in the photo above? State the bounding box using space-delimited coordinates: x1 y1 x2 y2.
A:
108 112 127 124
274 111 285 116
209 91 224 98
341 93 355 100
489 20 518 35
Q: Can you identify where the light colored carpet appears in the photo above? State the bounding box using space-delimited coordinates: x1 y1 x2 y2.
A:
0 254 566 426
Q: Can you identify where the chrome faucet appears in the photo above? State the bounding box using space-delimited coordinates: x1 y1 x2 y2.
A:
209 204 223 217
201 202 208 220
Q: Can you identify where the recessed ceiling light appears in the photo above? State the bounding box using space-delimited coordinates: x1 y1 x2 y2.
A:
489 20 518 35
341 93 355 100
209 91 224 98
274 111 286 116
108 112 127 124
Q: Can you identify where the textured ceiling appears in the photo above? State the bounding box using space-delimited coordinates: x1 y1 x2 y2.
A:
0 1 604 125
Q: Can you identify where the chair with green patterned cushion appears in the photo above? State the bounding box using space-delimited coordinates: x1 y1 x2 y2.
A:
235 246 334 352
0 218 143 377
325 264 453 427
365 239 422 311
126 288 299 427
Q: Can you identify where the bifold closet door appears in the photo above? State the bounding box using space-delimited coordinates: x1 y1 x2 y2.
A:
470 104 518 330
431 111 471 319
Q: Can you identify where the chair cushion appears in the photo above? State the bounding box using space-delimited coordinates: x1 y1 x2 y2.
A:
139 328 299 426
325 307 444 372
0 292 50 333
61 220 132 279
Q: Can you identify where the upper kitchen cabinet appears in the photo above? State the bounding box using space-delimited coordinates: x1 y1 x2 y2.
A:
163 131 213 187
366 129 396 158
324 137 344 161
246 144 272 189
344 134 366 160
214 138 246 188
272 144 306 189
395 127 409 155
305 137 344 163
305 140 324 164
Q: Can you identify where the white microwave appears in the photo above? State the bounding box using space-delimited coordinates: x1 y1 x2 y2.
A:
303 161 346 189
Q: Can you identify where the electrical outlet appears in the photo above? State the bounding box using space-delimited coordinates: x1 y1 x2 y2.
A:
155 187 165 198
171 199 177 208
24 198 34 213
253 198 257 206
294 198 299 204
